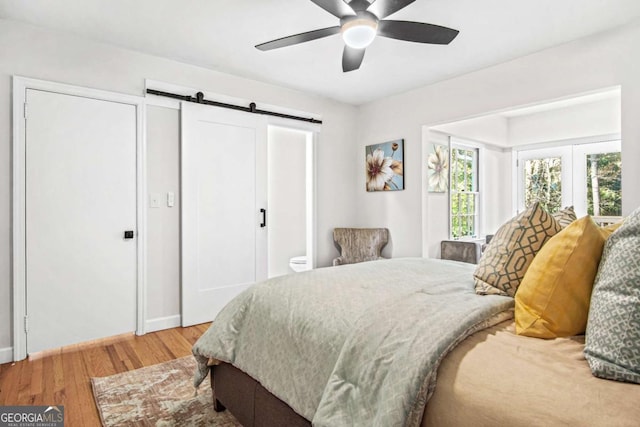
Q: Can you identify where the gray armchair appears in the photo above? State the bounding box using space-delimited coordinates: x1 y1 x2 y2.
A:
440 240 483 264
332 228 389 266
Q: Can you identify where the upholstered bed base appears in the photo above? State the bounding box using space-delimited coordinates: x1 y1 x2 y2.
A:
210 320 640 427
211 363 311 427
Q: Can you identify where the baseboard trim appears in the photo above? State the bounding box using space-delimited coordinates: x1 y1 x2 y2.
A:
0 347 14 364
145 315 182 333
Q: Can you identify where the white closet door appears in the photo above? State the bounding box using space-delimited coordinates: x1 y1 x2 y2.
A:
25 89 137 353
181 102 267 326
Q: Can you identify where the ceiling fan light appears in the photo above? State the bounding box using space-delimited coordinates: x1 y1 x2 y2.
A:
342 18 378 49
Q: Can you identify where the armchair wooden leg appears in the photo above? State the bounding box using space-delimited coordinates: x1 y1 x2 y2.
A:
213 398 226 412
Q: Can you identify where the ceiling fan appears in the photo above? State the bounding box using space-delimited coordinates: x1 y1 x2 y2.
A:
255 0 459 72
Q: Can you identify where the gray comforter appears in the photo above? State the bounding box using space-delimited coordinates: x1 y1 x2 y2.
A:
193 258 513 427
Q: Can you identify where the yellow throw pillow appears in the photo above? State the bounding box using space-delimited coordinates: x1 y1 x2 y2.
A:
515 216 609 338
474 202 561 297
602 220 624 235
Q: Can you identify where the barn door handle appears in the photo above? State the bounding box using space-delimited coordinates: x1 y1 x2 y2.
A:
124 230 135 239
260 209 267 228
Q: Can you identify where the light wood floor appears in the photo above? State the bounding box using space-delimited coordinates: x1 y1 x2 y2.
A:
0 323 211 426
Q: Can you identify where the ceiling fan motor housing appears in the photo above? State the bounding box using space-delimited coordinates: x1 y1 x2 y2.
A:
340 10 379 28
341 11 379 49
347 0 374 13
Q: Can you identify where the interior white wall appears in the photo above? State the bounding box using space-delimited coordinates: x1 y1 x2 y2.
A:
508 97 621 146
431 95 620 149
357 20 640 259
268 127 307 277
482 149 513 234
432 115 509 146
0 18 358 354
146 106 180 325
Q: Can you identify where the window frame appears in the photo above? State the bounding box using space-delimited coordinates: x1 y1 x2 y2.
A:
515 138 621 217
515 146 573 213
449 139 481 240
572 140 622 218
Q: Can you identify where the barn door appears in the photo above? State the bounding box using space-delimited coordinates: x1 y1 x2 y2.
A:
181 102 267 326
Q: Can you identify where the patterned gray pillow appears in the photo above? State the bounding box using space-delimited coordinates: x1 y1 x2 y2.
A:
584 206 640 384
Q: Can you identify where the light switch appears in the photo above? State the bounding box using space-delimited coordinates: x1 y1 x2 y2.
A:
149 193 161 208
167 192 175 207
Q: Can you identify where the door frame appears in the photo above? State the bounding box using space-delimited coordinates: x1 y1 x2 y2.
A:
12 76 147 361
266 118 320 271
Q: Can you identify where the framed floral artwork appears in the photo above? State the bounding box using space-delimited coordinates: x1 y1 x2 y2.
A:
366 139 404 192
427 143 449 192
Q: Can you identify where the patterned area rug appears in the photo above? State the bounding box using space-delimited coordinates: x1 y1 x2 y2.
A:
91 356 241 426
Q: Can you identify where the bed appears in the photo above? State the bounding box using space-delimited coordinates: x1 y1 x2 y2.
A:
192 257 640 426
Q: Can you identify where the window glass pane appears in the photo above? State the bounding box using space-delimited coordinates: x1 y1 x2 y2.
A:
452 215 460 239
461 215 468 237
586 152 622 216
450 145 479 239
524 157 562 213
455 156 465 192
466 150 474 192
460 193 468 215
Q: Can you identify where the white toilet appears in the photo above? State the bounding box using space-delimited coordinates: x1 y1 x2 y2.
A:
289 255 308 273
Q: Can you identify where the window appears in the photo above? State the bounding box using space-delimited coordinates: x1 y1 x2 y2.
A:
450 143 479 239
517 140 622 218
586 151 622 216
523 156 563 213
517 146 572 214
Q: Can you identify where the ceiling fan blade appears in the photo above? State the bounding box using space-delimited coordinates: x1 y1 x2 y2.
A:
342 46 366 72
378 20 459 44
310 0 355 18
367 0 415 19
256 26 341 51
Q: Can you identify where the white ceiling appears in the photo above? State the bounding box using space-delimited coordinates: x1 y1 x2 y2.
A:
1 0 640 105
